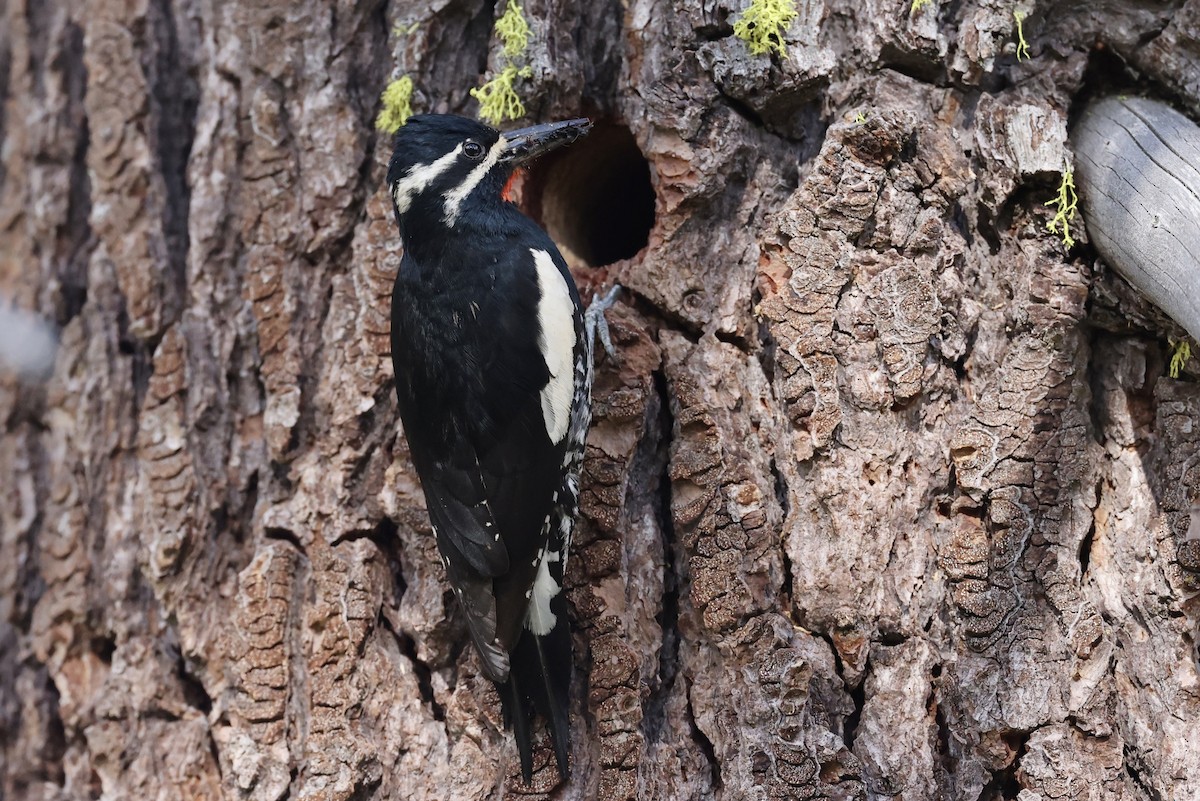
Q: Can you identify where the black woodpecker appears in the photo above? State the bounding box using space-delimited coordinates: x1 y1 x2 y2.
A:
385 114 613 782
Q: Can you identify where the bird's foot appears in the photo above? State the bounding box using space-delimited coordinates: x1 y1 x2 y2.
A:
585 284 621 363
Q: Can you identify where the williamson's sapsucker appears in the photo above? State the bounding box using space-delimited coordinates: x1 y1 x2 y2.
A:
386 114 611 782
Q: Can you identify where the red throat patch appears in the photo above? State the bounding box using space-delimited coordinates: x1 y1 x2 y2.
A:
502 168 526 203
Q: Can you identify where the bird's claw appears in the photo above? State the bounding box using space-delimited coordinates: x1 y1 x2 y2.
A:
585 284 621 364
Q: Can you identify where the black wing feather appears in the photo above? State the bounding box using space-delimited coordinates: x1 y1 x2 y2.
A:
418 445 509 577
473 248 570 648
391 242 573 661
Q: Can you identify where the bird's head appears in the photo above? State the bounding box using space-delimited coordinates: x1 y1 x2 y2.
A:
386 114 591 230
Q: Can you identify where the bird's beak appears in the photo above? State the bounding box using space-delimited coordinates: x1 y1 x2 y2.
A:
500 118 592 165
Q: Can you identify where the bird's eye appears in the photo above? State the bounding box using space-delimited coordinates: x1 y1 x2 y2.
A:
463 141 485 160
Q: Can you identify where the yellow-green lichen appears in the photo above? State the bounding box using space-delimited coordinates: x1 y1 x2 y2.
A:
853 110 867 125
495 1 531 59
376 76 414 133
910 0 933 13
1045 168 1078 248
1170 339 1192 379
1014 10 1030 61
470 65 533 126
733 0 798 58
471 1 535 124
392 20 420 36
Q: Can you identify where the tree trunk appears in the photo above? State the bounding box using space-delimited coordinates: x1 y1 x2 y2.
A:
3 1 1200 799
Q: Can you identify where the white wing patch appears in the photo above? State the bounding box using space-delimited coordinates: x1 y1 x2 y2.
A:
442 136 506 226
525 549 561 636
392 144 463 214
531 248 577 444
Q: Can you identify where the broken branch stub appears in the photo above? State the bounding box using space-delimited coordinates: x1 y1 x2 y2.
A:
1072 96 1200 340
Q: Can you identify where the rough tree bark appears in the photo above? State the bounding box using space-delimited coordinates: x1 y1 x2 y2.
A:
3 1 1200 800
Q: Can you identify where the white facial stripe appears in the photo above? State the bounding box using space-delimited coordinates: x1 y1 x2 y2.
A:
531 248 576 444
442 136 506 225
524 549 561 635
392 144 463 214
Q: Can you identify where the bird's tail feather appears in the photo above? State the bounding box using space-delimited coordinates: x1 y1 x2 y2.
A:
498 613 572 782
532 628 571 773
504 668 534 781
